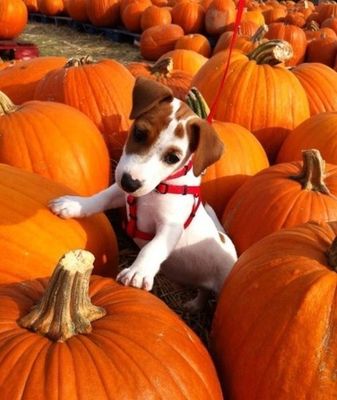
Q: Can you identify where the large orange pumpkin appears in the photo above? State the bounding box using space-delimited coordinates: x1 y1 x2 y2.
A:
277 112 337 164
140 4 172 31
0 249 223 399
205 0 236 36
171 0 205 34
0 0 27 39
175 33 212 57
192 40 310 162
37 0 64 15
211 220 337 399
0 56 67 104
34 56 135 164
306 35 337 67
86 0 120 27
64 0 88 21
121 0 152 32
0 92 110 195
0 165 118 284
222 149 337 254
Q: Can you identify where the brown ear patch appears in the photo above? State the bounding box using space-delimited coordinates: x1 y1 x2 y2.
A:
130 77 174 120
187 118 224 176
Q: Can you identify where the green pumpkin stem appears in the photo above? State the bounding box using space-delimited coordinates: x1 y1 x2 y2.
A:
0 91 18 115
248 39 293 65
186 87 210 119
251 24 269 43
289 149 331 195
65 55 95 67
150 57 173 77
305 20 319 31
19 249 106 342
327 237 337 271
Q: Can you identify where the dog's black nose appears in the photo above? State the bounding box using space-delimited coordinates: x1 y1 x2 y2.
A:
121 173 142 193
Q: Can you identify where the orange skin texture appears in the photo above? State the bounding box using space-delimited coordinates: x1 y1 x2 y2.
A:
121 0 152 32
0 0 27 39
211 220 337 400
291 63 337 116
157 49 208 75
192 54 310 162
0 57 67 105
306 36 337 68
222 159 337 254
171 1 205 34
140 5 172 31
0 276 224 400
175 33 212 57
34 59 135 163
86 0 120 27
37 0 64 15
0 165 118 284
64 0 88 22
277 112 337 164
201 121 269 217
0 100 110 196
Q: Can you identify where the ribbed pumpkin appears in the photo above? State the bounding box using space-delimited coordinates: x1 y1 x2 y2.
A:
192 40 310 162
175 33 212 57
0 165 117 284
0 249 223 400
34 56 135 163
304 21 337 42
0 0 28 39
140 23 184 61
201 121 269 217
127 58 193 100
86 0 120 27
140 4 172 31
205 0 236 35
317 1 337 24
222 149 337 254
262 5 287 24
0 92 110 195
37 0 64 15
306 35 337 67
322 16 337 34
291 63 337 115
265 22 307 66
211 220 337 399
277 112 337 164
157 49 207 75
171 0 205 34
64 0 87 21
121 0 152 32
0 56 67 104
23 0 39 12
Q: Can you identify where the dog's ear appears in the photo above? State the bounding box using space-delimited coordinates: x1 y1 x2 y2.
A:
187 118 224 177
130 77 174 120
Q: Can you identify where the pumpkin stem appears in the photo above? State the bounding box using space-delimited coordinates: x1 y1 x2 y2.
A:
0 91 18 115
186 87 210 119
248 39 293 65
306 20 319 31
19 249 106 342
149 58 173 77
327 237 337 271
289 149 332 195
65 55 95 67
251 24 269 43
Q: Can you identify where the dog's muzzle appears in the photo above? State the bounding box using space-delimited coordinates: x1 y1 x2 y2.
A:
121 173 142 193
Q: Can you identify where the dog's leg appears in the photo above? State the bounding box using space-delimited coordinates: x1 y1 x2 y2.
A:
117 224 184 291
48 184 125 219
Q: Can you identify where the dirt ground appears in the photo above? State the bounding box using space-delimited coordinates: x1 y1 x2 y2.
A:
19 21 216 346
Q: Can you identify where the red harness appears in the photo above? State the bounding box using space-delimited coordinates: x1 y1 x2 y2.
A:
125 160 201 241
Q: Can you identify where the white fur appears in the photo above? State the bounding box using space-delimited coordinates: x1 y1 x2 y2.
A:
49 97 238 307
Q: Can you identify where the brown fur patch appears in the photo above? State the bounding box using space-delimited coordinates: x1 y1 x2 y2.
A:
174 123 184 138
125 101 172 155
176 102 195 121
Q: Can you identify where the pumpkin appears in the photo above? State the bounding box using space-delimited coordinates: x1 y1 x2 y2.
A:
171 0 205 34
0 249 224 399
237 20 259 36
140 23 184 61
0 0 27 39
157 49 208 75
306 35 337 67
37 0 64 15
304 21 337 42
205 0 236 35
192 40 310 162
64 0 88 21
211 220 337 399
34 56 135 164
277 112 337 164
264 22 307 66
127 58 193 100
283 9 306 27
121 0 152 32
0 56 67 105
222 149 337 254
0 165 117 284
317 1 337 24
241 9 265 25
86 0 120 27
175 33 212 57
322 16 337 34
140 4 172 31
291 63 337 115
261 5 287 24
23 0 39 12
0 92 110 195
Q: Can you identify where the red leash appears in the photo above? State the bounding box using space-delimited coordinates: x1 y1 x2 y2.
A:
206 0 247 124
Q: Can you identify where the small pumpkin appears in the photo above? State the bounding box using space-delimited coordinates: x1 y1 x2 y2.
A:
37 0 64 15
86 0 120 27
64 0 88 21
171 0 205 34
0 249 223 399
157 49 208 75
205 0 236 36
175 33 212 57
0 0 27 39
140 4 172 31
121 0 152 32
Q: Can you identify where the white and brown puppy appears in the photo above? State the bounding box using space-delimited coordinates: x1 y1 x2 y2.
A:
49 77 237 309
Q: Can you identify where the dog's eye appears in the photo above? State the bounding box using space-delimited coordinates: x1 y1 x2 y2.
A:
164 153 180 165
133 127 147 143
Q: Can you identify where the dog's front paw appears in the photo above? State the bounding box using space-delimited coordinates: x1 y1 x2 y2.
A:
116 266 155 291
48 196 88 219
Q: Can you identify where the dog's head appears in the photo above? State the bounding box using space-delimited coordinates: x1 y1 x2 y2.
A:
115 77 224 196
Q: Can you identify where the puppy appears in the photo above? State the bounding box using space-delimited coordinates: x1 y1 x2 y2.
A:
49 77 238 310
